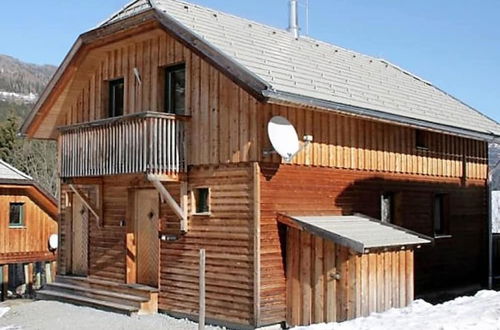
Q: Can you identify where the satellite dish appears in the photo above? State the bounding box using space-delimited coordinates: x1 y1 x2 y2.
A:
48 234 58 250
267 116 300 162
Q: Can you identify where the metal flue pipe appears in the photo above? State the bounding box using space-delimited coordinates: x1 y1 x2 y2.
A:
288 0 300 39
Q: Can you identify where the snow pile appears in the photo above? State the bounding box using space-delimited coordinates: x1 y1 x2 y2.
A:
295 290 500 330
0 91 37 103
0 308 8 319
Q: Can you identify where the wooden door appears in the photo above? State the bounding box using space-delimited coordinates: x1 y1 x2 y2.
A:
71 195 88 276
135 189 160 287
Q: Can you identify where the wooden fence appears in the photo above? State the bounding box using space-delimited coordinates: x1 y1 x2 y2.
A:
59 112 188 178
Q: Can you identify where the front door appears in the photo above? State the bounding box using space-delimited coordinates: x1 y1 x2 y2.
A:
135 189 160 287
71 195 89 276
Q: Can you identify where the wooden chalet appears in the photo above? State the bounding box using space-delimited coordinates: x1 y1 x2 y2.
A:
0 160 58 301
20 0 500 328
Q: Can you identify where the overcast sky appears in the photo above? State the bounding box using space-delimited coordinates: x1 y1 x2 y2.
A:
0 0 498 122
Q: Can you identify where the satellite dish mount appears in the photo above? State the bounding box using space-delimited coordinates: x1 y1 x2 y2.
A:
265 116 313 162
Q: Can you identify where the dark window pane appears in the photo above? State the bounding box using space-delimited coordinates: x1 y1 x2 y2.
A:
109 78 124 117
9 203 24 226
165 64 186 115
196 188 209 214
434 194 448 236
416 130 428 149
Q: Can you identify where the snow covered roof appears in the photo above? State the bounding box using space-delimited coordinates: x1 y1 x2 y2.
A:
98 0 500 139
0 159 33 182
280 214 431 253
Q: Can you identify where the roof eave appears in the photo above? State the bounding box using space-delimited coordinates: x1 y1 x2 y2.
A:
264 89 500 142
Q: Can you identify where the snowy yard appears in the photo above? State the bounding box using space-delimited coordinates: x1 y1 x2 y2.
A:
2 291 500 330
295 290 500 330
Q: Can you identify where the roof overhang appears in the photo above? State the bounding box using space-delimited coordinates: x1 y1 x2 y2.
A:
278 213 432 254
0 180 58 219
264 89 500 142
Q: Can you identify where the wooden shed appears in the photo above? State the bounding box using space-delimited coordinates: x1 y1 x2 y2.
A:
0 160 58 301
279 214 431 327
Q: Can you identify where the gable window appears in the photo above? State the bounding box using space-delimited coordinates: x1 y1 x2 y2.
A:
165 64 186 115
108 78 124 118
433 194 450 237
9 202 25 228
416 130 428 150
193 187 210 214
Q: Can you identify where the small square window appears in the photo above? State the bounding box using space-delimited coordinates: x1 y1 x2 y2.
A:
108 78 124 118
165 64 186 115
194 188 210 214
9 203 25 227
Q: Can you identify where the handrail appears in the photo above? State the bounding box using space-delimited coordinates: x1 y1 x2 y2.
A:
58 111 191 132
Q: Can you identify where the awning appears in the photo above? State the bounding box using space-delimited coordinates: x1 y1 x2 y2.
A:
278 214 432 253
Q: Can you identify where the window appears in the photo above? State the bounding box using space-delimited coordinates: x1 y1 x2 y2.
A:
381 192 394 223
9 203 25 227
194 188 210 214
108 78 124 118
165 64 186 115
416 130 428 150
433 194 450 237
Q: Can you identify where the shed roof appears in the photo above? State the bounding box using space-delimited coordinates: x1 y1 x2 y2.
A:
98 0 500 139
279 214 431 253
0 159 33 182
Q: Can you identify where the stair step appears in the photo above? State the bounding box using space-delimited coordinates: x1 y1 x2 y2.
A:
46 282 148 304
36 289 139 315
56 276 158 299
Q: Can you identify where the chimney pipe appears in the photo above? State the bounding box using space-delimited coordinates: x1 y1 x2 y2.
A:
288 0 300 39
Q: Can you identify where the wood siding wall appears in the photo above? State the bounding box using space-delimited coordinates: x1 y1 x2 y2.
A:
286 227 413 326
0 188 57 263
159 164 256 326
260 163 486 324
59 164 257 327
60 26 487 180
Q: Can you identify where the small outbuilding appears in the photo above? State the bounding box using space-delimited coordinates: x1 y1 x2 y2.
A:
0 160 58 301
279 214 431 327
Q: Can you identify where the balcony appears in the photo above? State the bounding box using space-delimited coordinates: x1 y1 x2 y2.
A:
59 112 188 179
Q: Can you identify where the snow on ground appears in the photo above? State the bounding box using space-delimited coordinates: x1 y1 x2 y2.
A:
0 300 224 330
294 290 500 330
0 91 37 103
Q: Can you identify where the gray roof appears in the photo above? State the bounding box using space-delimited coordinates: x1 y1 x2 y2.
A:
0 159 32 182
281 215 431 253
99 0 500 138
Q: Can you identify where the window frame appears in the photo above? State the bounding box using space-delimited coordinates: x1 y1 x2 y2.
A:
164 63 186 115
433 193 451 238
192 187 211 216
9 202 26 228
107 77 125 118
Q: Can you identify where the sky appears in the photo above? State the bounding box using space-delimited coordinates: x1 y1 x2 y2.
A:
0 0 499 122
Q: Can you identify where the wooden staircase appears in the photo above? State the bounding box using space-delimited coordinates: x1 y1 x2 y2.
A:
36 275 158 315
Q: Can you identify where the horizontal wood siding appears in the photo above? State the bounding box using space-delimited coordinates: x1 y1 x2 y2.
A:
286 226 414 326
0 188 57 263
159 164 255 326
260 163 486 324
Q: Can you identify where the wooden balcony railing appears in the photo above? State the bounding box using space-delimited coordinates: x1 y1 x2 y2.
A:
59 112 188 178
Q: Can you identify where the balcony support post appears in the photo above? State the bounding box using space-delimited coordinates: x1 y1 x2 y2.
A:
147 174 188 233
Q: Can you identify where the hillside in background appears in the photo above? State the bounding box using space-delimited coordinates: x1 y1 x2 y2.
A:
0 54 57 195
